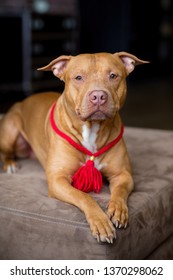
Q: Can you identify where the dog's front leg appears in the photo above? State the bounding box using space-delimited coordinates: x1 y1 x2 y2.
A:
107 170 134 229
46 170 116 243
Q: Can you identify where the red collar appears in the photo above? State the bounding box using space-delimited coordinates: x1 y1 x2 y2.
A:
50 102 124 158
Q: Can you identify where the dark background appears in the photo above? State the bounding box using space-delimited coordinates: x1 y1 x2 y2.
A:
0 0 173 129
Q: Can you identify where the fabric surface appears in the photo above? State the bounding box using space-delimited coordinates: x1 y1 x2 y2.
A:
0 127 173 259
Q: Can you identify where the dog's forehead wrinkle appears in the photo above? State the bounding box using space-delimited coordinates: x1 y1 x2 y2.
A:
68 55 96 76
69 54 121 79
95 57 121 76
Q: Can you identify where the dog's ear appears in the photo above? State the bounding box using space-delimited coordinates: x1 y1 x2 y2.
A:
114 52 149 75
37 55 72 80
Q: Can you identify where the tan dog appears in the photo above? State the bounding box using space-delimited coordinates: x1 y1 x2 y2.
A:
0 52 148 243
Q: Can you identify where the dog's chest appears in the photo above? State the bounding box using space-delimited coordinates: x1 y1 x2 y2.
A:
81 123 105 170
81 123 100 153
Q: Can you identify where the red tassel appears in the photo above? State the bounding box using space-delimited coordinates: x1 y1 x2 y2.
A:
72 156 102 193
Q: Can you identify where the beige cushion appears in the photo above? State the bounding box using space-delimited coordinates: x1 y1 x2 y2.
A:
0 127 173 259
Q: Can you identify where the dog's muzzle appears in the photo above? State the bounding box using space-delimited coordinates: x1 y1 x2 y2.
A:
76 90 116 121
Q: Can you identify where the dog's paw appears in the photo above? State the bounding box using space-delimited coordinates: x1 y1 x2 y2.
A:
3 160 19 174
87 211 116 244
107 199 128 229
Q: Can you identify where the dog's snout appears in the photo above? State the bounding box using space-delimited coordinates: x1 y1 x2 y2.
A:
89 91 108 105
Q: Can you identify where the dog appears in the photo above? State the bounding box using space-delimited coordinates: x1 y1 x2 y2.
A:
0 52 148 243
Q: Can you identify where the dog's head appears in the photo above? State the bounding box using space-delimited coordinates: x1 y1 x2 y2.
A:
38 52 148 121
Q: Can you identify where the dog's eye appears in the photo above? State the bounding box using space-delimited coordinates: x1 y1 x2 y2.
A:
109 73 118 79
75 75 82 81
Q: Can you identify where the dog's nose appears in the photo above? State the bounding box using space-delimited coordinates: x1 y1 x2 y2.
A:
89 91 108 105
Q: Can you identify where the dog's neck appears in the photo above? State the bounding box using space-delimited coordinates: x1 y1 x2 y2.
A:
54 95 122 151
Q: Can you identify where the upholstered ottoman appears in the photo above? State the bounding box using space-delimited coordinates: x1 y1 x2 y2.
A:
0 127 173 259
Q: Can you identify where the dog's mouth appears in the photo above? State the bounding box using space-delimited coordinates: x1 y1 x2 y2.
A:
77 109 112 121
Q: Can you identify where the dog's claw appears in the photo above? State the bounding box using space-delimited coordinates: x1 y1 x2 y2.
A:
110 238 113 244
3 161 19 174
109 236 114 244
113 231 117 239
115 220 119 228
2 157 19 174
106 237 111 243
124 222 128 229
7 165 18 174
96 234 100 243
95 232 116 244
